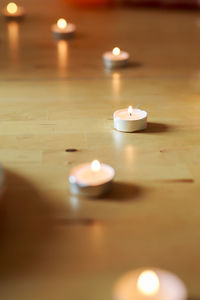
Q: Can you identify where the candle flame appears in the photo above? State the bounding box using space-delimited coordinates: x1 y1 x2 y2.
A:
57 18 67 30
137 270 160 295
7 2 18 14
91 160 101 172
113 47 120 56
128 105 133 117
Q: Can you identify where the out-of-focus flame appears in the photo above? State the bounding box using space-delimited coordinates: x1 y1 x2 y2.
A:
91 160 101 172
7 2 18 14
137 270 160 295
112 47 120 56
57 18 67 30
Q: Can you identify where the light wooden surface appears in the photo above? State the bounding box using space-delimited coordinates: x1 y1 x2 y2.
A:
0 1 200 299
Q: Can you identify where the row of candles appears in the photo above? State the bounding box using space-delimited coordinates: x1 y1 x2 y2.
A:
2 2 130 68
2 2 146 197
70 106 147 197
0 160 189 300
1 3 189 300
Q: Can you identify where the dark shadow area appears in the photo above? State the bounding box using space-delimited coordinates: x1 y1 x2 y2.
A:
113 122 171 134
122 2 199 11
142 122 172 133
104 61 142 73
100 181 145 202
127 61 143 69
0 169 64 279
54 218 96 226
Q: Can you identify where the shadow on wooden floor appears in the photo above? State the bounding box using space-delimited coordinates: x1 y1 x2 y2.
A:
100 181 147 202
143 122 172 133
0 169 65 279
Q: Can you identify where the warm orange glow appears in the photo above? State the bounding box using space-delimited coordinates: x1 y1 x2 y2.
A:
113 47 120 56
128 105 133 117
8 21 19 63
57 40 68 76
137 270 160 295
91 160 101 172
57 18 67 30
112 72 120 80
7 2 18 14
112 72 121 98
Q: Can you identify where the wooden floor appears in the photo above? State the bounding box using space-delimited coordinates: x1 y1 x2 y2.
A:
0 0 200 299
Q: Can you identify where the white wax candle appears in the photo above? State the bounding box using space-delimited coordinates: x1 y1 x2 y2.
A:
2 2 25 19
52 18 76 40
103 47 130 68
69 160 115 197
113 268 187 300
114 107 147 132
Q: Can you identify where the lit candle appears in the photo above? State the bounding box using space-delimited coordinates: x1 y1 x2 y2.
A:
2 2 25 19
113 106 147 132
113 268 187 300
103 47 130 68
0 164 5 198
69 160 115 197
52 18 76 40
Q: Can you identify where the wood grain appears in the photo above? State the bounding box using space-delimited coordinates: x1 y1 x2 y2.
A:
0 1 200 299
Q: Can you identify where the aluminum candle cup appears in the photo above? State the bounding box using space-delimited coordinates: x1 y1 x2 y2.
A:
0 164 5 198
114 106 147 132
2 2 25 19
103 47 130 68
69 160 115 197
113 268 187 300
52 18 76 40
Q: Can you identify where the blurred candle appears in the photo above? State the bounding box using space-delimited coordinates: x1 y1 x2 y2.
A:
3 2 25 19
57 40 68 76
8 21 19 63
69 160 115 197
52 18 76 40
113 268 187 300
103 47 130 69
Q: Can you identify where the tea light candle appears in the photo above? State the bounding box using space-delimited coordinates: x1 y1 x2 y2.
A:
52 18 76 40
113 268 187 300
103 47 130 68
2 2 25 19
69 160 115 197
114 106 147 132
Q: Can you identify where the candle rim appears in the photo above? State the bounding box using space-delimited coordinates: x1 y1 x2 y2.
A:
114 108 147 121
69 162 115 186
